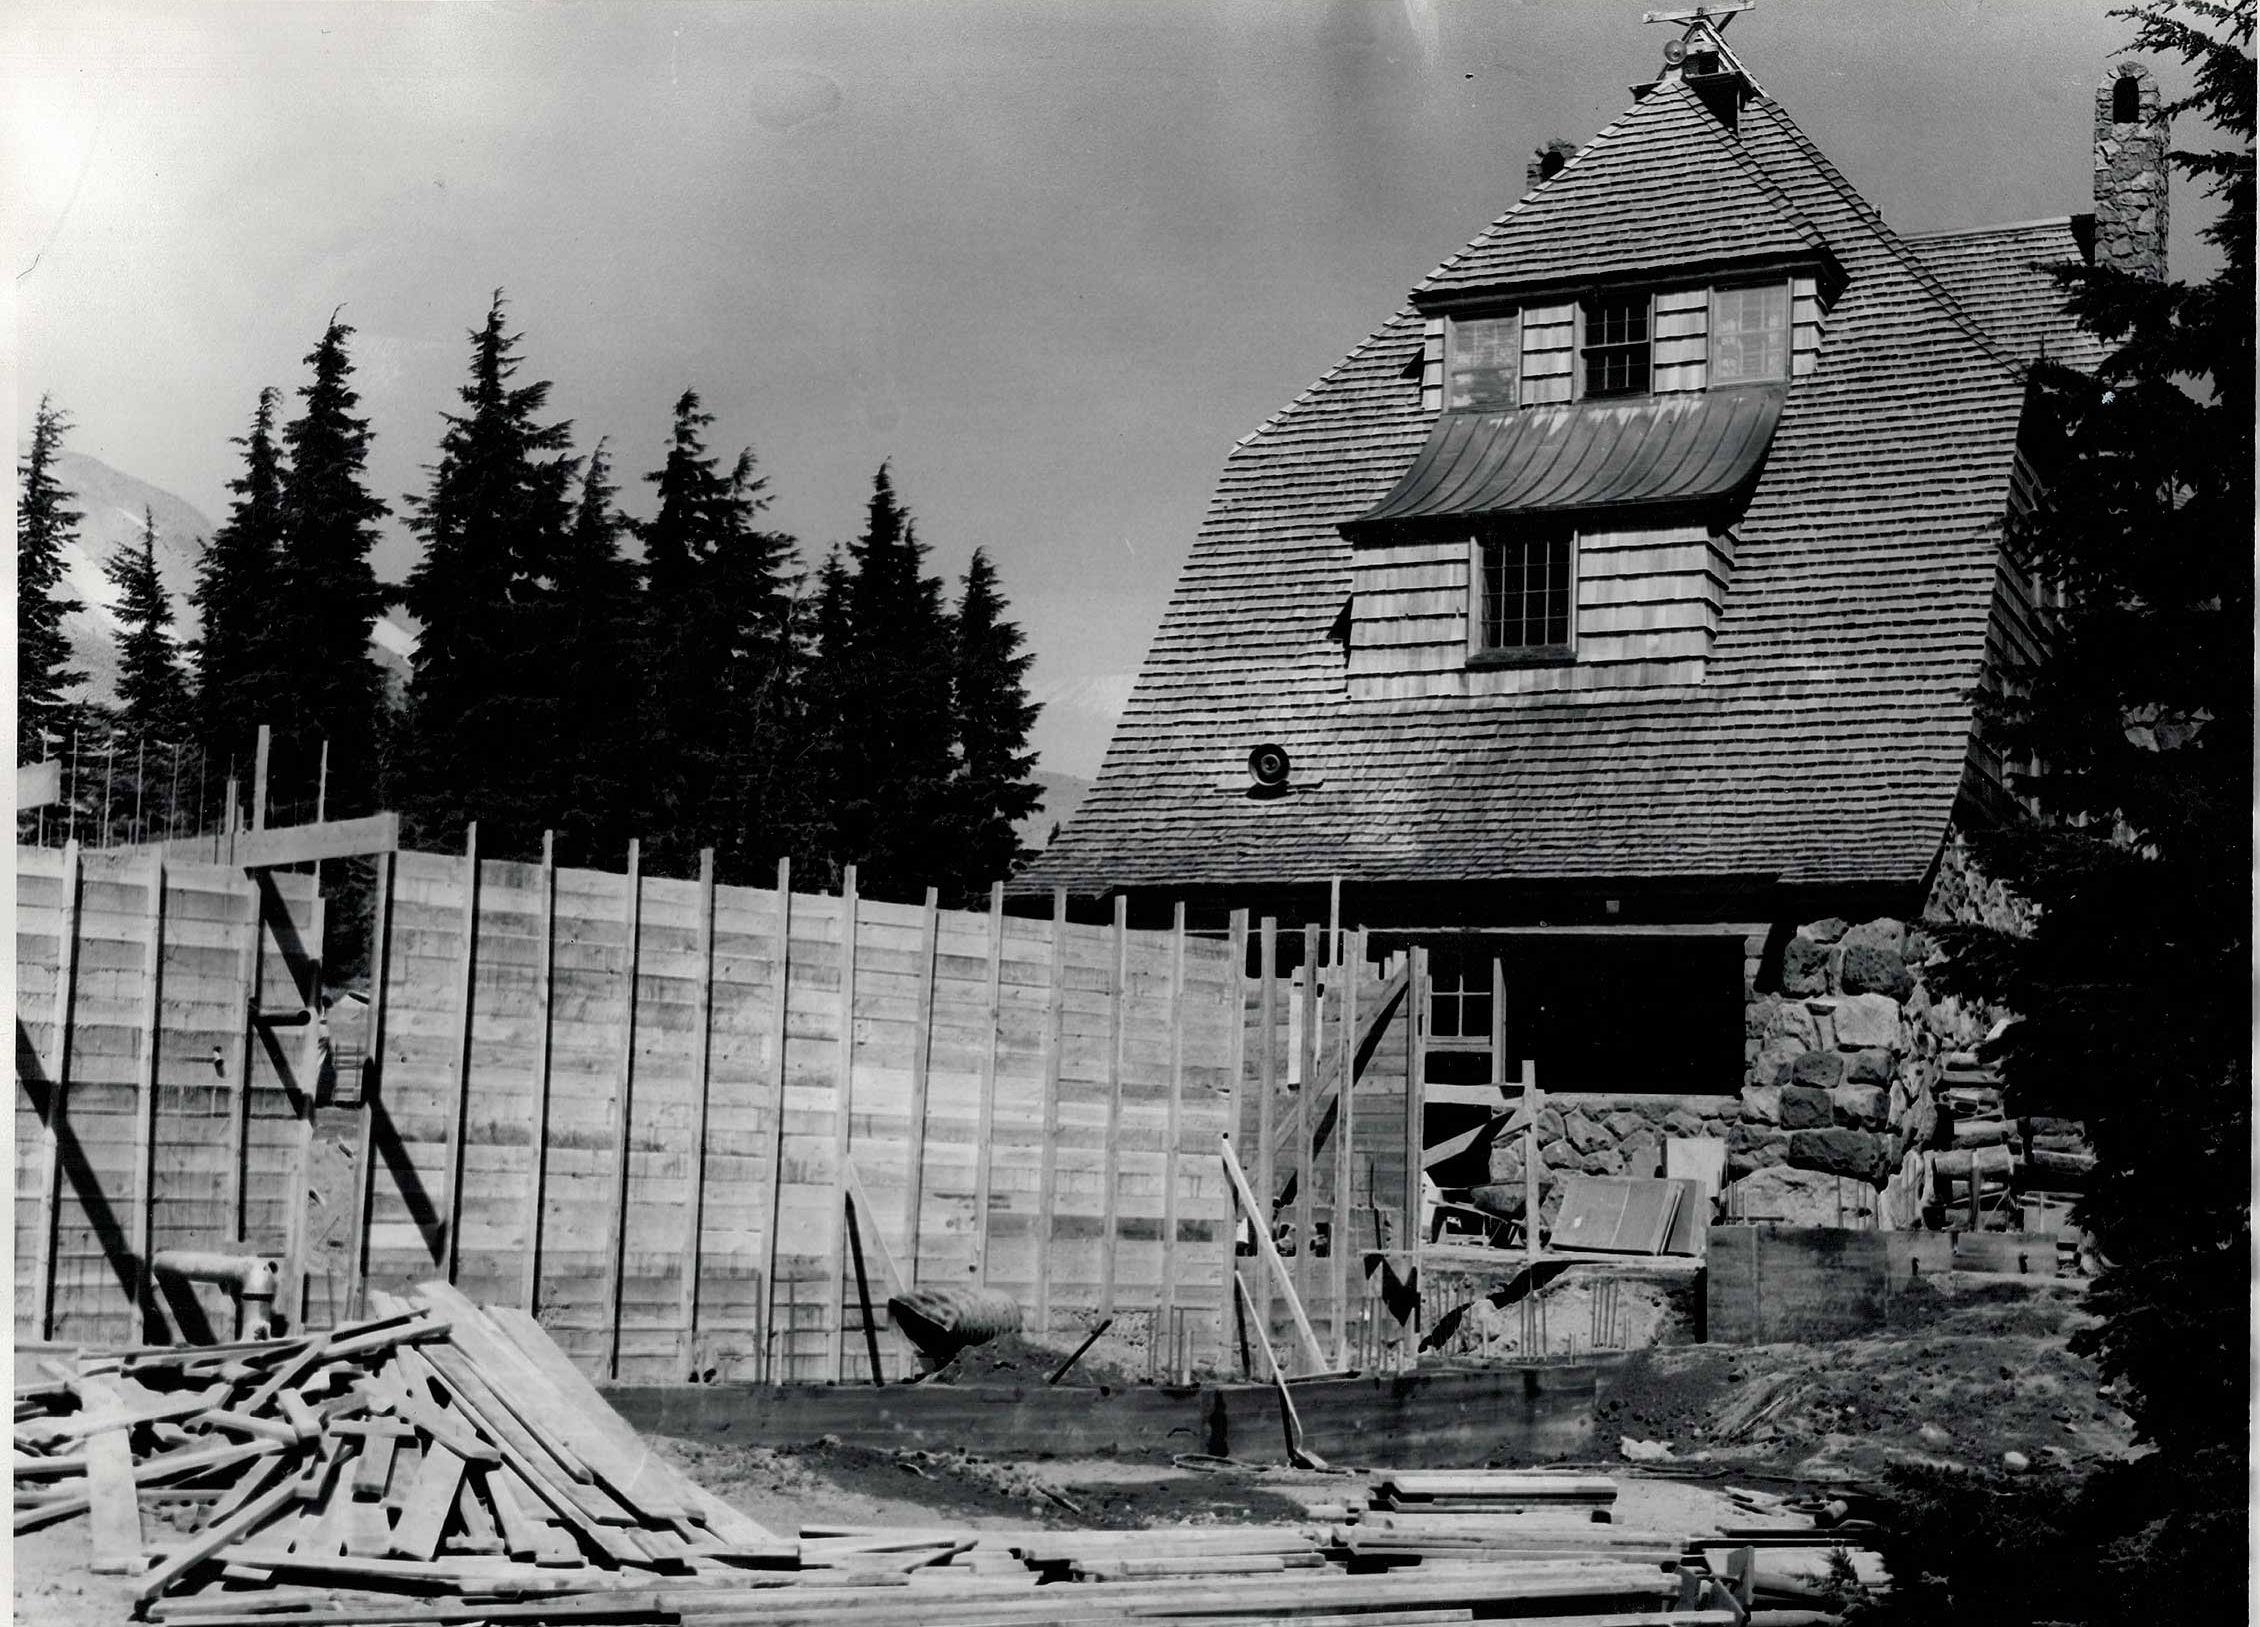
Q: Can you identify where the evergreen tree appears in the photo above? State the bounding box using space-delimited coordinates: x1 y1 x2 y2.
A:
18 394 86 760
105 506 192 741
273 313 390 818
545 441 644 868
942 548 1043 900
398 293 578 858
1894 6 2253 1624
193 388 292 774
634 392 803 878
808 465 958 899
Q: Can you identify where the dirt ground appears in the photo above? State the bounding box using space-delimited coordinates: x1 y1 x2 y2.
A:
1595 1278 2132 1482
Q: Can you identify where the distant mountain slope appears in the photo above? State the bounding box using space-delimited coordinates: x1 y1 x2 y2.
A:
1017 771 1091 854
27 449 414 719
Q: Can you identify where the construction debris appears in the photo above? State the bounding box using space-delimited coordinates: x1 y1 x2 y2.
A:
16 1299 1777 1625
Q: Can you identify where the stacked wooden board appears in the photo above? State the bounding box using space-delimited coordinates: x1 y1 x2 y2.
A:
17 1290 1758 1624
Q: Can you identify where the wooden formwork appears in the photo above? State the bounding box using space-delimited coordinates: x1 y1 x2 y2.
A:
15 840 1258 1383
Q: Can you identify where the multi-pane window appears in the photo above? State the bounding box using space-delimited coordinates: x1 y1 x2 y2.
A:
1446 314 1520 411
1710 282 1788 383
1478 529 1573 653
1581 293 1651 397
1427 953 1494 1044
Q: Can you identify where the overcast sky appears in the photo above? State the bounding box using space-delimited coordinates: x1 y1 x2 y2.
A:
8 0 2207 778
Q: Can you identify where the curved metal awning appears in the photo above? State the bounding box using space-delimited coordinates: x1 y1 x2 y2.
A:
1348 383 1789 529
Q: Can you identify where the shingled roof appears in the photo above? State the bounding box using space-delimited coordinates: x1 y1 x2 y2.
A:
1027 54 2085 902
1905 217 2105 368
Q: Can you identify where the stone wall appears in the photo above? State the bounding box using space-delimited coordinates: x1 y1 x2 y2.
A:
1484 1093 1739 1227
1468 828 2030 1233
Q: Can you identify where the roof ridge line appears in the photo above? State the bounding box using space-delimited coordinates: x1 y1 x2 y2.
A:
1745 94 2025 383
1675 78 1828 254
1905 214 2081 243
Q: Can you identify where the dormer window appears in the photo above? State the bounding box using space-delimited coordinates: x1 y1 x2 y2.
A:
1473 524 1573 661
1446 314 1520 411
1710 282 1789 383
1581 293 1652 397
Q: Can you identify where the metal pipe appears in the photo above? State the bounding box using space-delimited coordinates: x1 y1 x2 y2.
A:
151 1249 282 1340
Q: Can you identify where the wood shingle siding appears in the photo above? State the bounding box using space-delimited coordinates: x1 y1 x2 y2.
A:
1028 69 2058 897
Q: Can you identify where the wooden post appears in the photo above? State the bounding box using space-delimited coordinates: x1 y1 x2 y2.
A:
32 840 82 1340
1295 923 1320 1335
1218 909 1249 1359
677 848 718 1378
438 823 480 1282
1331 928 1360 1366
1098 894 1129 1317
602 839 642 1382
1219 1133 1329 1375
346 850 394 1318
1254 918 1278 1340
1327 878 1342 973
900 886 940 1293
283 889 325 1328
219 775 237 864
518 833 556 1314
823 866 860 1383
1033 886 1068 1338
758 859 792 1382
131 852 166 1338
251 724 271 833
1401 945 1429 1367
1523 1059 1541 1268
1157 901 1188 1347
970 881 1005 1290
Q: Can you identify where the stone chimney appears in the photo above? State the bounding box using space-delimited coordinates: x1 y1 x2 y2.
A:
1526 138 1577 191
2093 63 2170 279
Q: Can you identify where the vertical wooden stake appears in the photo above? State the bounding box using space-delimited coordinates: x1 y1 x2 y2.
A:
227 871 262 1244
758 859 793 1382
1157 901 1188 1347
517 834 556 1314
1295 922 1320 1350
1097 894 1129 1317
900 886 940 1294
283 889 325 1328
602 838 642 1382
1032 887 1068 1338
1254 918 1278 1341
677 848 718 1378
438 824 480 1282
1401 946 1429 1368
346 851 394 1318
314 738 329 824
1331 929 1360 1366
970 882 1005 1290
1219 910 1248 1359
1327 878 1342 973
823 866 861 1383
1523 1059 1541 1267
32 840 82 1340
131 852 166 1339
251 724 271 833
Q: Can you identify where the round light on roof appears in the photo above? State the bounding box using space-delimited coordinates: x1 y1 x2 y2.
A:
1247 743 1292 789
1662 38 1688 66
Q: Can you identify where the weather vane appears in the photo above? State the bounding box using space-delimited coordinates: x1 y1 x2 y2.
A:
1640 2 1755 28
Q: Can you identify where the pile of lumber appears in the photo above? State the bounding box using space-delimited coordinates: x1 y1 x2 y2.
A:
15 1280 788 1618
1686 1484 1889 1619
18 1291 1755 1625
